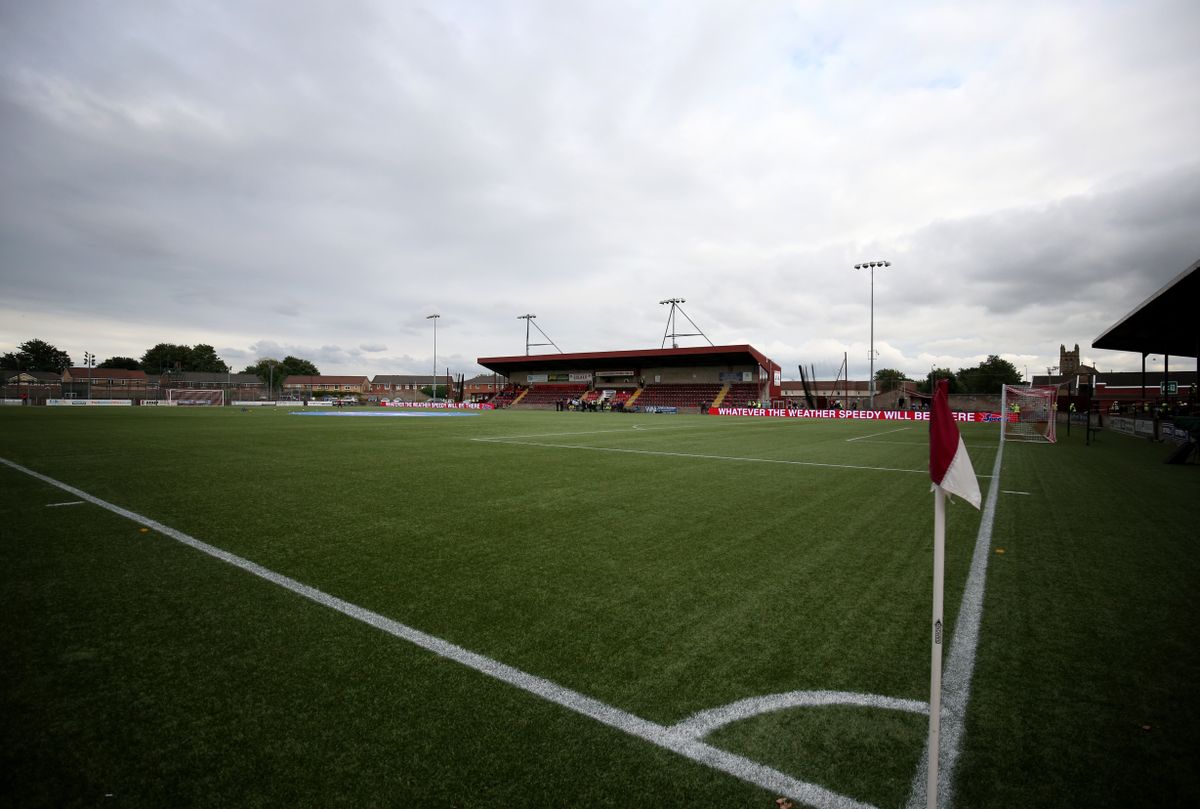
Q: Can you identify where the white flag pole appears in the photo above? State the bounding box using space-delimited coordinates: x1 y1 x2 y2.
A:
927 485 946 809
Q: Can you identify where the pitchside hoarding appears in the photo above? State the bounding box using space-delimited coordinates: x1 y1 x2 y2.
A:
384 401 494 410
709 407 1015 423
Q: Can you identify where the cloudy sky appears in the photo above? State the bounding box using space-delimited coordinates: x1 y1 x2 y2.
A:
2 0 1197 381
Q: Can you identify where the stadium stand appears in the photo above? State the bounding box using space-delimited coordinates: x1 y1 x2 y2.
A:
489 386 524 408
634 382 724 410
516 383 589 406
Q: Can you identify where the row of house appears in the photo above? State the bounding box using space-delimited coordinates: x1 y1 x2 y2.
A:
3 368 509 402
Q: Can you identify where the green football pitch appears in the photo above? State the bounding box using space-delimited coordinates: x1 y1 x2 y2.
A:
1 407 1196 808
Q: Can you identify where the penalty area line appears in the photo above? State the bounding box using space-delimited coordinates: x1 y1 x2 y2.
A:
0 455 880 809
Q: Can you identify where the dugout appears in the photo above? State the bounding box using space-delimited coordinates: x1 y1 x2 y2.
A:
476 345 782 410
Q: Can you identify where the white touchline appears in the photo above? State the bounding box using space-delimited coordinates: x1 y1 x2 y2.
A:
1001 490 1030 496
0 456 880 809
46 501 85 507
846 427 911 442
904 435 1005 809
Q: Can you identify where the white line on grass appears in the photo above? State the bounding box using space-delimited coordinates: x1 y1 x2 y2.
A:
846 427 911 442
672 690 929 739
473 438 929 476
1001 490 1030 496
0 455 880 809
904 436 1006 809
846 440 994 449
46 500 85 507
477 424 697 441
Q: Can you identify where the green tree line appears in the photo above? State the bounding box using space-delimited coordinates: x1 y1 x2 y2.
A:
2 338 319 390
875 355 1024 394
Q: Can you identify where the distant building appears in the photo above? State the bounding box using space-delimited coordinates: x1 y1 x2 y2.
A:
368 374 467 401
282 375 370 397
159 371 264 390
1031 343 1195 406
463 373 507 401
62 367 149 387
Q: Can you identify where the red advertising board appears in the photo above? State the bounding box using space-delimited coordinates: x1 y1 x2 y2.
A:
708 407 1013 423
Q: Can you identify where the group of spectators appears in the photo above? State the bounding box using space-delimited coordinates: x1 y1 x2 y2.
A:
556 398 623 412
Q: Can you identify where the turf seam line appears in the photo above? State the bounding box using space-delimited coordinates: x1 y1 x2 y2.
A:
0 456 880 809
903 437 1005 809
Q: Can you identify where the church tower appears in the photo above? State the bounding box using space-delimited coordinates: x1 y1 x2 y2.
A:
1059 344 1081 377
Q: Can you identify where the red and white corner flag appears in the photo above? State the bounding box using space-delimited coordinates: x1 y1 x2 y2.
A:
925 378 981 809
929 379 981 509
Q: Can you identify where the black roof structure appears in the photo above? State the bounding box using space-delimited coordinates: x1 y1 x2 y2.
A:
477 345 778 375
1093 259 1200 358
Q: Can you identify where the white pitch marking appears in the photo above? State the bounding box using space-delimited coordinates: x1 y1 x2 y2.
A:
1001 490 1030 496
478 424 694 441
905 436 1006 809
673 690 929 740
847 440 993 449
0 456 880 809
46 500 85 507
846 427 911 442
473 438 928 477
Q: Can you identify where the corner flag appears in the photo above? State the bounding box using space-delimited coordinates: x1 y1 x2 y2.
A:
929 379 981 508
924 378 982 809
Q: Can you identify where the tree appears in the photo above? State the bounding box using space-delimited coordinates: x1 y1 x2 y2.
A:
141 343 194 373
99 356 141 370
421 385 448 399
955 355 1023 394
1 339 72 372
280 356 319 376
874 368 910 393
916 368 957 394
189 344 229 373
140 343 229 373
243 356 319 392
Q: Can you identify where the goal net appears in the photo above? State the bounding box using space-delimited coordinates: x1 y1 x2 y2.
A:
166 388 224 406
1001 384 1057 443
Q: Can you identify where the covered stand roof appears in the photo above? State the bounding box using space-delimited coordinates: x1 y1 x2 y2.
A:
1093 259 1200 358
477 344 778 375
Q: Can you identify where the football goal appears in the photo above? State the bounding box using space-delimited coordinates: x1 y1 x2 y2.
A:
1001 384 1057 443
166 389 225 406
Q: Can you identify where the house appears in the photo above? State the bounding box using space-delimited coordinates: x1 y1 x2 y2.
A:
281 375 370 397
463 373 507 400
5 371 62 385
369 374 457 402
159 371 264 390
61 367 149 387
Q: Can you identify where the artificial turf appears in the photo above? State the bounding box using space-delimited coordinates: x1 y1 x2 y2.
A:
0 406 1195 807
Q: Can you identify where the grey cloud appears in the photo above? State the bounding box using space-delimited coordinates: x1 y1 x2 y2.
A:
2 1 1198 381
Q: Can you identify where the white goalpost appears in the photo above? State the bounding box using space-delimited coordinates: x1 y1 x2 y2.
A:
1001 384 1057 443
166 388 225 406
